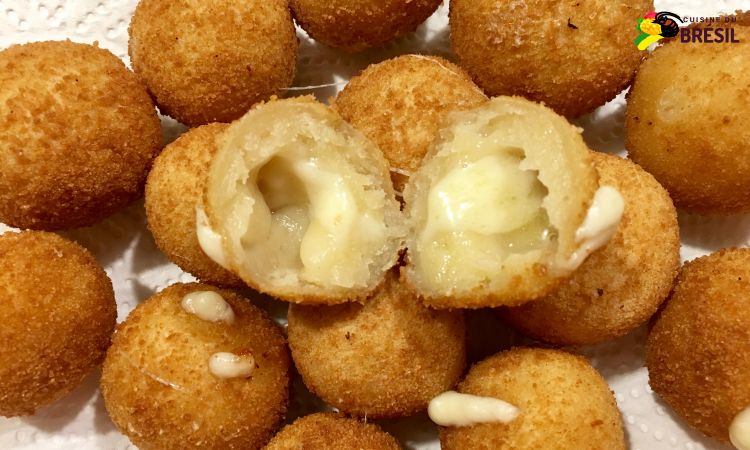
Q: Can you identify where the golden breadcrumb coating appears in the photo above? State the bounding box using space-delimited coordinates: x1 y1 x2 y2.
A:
129 0 298 126
647 248 750 443
0 40 161 230
101 283 290 450
263 413 402 449
449 0 652 117
287 272 465 419
145 123 243 288
626 15 750 213
440 348 625 450
501 153 680 345
332 54 487 192
290 0 442 52
0 231 116 417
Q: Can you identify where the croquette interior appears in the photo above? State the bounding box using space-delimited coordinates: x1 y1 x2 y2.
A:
403 96 597 307
205 97 403 303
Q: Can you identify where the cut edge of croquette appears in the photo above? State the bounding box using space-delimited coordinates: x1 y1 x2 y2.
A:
402 95 599 309
203 96 404 306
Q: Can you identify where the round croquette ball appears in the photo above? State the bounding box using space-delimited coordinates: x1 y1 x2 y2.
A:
101 283 290 450
145 123 244 288
332 54 487 192
290 0 442 52
287 272 466 419
0 231 116 417
626 19 750 214
263 413 402 450
0 41 162 230
500 153 680 345
647 248 750 444
449 0 651 118
440 348 625 450
129 0 298 126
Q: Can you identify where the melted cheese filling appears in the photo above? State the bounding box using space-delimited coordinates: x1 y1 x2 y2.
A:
238 153 387 289
417 134 555 291
731 407 750 450
428 391 520 427
181 291 235 324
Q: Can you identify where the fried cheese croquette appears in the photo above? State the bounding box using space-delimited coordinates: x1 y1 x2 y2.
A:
290 0 442 52
403 96 621 309
101 283 290 450
0 231 116 417
287 272 465 419
439 348 625 450
332 54 487 192
500 153 680 345
145 123 244 288
449 0 651 118
0 41 161 230
647 249 750 445
626 18 750 213
203 97 404 305
263 413 402 450
129 0 298 126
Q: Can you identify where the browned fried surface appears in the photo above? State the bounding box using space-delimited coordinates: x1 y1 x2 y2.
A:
646 248 750 443
440 348 625 450
500 153 680 345
332 55 487 192
0 40 161 230
145 123 243 288
287 272 465 419
263 413 402 449
101 283 290 450
0 231 116 417
290 0 442 52
626 19 750 213
129 0 298 126
449 0 651 118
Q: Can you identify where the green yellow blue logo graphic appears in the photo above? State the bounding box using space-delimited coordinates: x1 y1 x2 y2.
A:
635 11 682 50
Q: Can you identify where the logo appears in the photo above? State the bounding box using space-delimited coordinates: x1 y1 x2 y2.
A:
635 11 682 50
634 11 741 50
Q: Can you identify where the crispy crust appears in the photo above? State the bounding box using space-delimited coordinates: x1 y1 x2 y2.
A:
403 96 598 308
500 153 680 345
332 54 487 192
205 96 404 305
263 413 402 449
145 123 244 288
449 0 652 118
646 248 750 443
101 282 290 450
287 272 465 419
0 231 116 417
625 14 750 213
129 0 298 126
440 348 625 450
0 40 161 230
290 0 442 52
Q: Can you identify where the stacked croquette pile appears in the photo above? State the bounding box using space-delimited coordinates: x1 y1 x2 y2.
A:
1 1 749 449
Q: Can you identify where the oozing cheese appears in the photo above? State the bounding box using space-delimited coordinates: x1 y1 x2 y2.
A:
417 144 552 291
428 391 520 427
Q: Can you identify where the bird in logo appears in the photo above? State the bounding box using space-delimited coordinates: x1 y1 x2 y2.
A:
635 11 682 50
